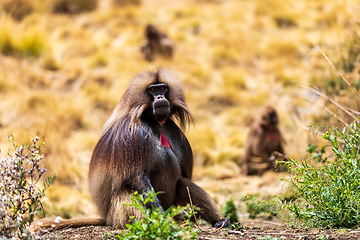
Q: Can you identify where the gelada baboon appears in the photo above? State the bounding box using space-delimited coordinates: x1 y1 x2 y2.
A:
141 24 174 62
89 69 229 228
31 70 228 232
241 106 285 176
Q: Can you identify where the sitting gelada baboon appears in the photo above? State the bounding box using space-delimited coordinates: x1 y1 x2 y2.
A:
241 106 286 176
141 24 174 62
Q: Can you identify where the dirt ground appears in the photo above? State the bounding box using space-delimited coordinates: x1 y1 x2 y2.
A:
42 220 360 240
38 173 360 239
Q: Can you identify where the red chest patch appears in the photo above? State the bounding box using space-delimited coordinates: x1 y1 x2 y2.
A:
160 132 172 149
269 132 275 141
159 120 172 149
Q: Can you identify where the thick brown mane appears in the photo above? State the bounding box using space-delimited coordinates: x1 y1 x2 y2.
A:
102 69 192 134
35 69 228 231
88 68 228 228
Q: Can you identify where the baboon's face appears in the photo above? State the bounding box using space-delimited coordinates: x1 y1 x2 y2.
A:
260 107 278 126
147 83 170 121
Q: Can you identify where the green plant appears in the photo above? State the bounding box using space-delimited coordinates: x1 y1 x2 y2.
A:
317 235 329 240
118 190 199 240
284 122 360 228
221 198 239 223
103 231 114 239
261 236 286 240
228 221 243 231
241 195 279 220
0 135 56 239
306 143 329 163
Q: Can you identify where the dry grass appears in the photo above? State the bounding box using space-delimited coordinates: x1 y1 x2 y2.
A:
0 0 359 219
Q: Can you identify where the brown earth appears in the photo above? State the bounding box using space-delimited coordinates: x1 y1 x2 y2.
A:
39 173 360 239
42 221 360 240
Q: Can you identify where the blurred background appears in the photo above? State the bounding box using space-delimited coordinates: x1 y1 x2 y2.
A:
0 0 359 220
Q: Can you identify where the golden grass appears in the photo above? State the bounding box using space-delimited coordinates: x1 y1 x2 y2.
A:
0 15 48 57
0 0 359 218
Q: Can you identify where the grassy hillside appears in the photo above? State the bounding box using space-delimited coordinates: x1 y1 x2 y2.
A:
0 0 359 219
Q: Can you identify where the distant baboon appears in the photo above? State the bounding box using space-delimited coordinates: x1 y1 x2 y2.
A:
141 24 174 61
89 69 229 228
241 106 285 175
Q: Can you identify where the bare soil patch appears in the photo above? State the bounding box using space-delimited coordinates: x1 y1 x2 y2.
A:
40 173 360 239
43 221 360 240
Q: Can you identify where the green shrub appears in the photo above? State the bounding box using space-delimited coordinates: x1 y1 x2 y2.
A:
118 190 199 240
241 195 279 220
0 135 56 239
221 198 239 223
261 236 286 240
284 123 360 228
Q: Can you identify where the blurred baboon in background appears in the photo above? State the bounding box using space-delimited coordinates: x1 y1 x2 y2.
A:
141 24 174 62
241 106 285 176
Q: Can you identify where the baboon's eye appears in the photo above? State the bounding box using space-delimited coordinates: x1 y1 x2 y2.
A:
147 83 168 95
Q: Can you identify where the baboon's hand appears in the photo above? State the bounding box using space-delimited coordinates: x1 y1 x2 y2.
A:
213 218 230 228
